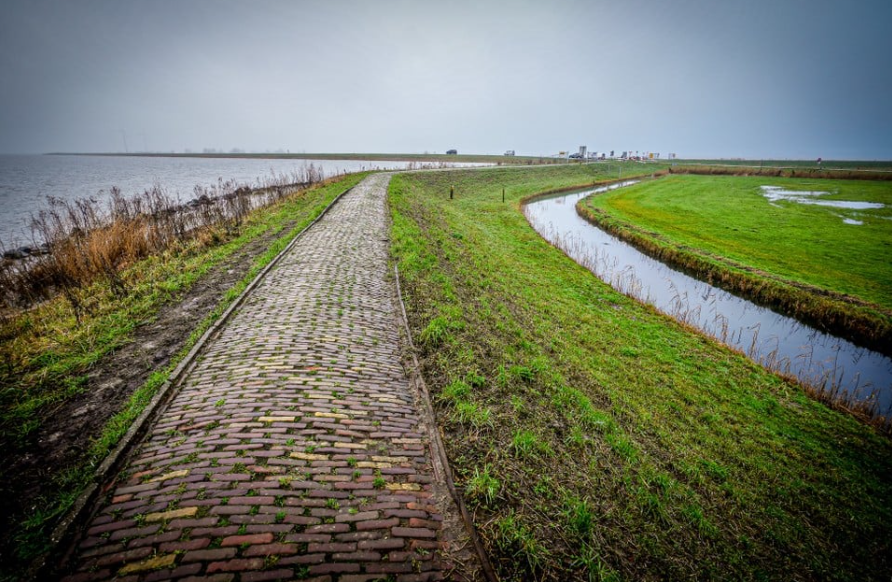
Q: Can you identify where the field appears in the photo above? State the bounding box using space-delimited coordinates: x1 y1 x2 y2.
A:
389 165 892 580
578 174 892 354
678 159 892 171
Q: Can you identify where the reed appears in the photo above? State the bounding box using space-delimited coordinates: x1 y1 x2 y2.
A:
0 165 329 319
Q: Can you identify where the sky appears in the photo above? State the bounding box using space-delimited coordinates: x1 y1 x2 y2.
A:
1 0 890 159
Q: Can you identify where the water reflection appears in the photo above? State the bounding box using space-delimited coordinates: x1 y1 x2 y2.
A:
761 185 885 210
524 182 892 415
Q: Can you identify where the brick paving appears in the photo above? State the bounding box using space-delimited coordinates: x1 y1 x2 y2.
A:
61 174 459 582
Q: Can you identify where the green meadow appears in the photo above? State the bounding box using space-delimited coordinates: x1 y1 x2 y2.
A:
389 165 892 581
579 174 892 353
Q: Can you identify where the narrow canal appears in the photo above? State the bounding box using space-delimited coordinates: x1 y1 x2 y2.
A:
523 181 892 416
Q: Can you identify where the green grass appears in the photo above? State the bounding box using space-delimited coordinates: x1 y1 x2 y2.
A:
0 172 368 578
389 165 892 581
586 174 892 308
578 174 892 354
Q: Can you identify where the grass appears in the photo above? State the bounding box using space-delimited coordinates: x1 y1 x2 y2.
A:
0 171 368 577
388 165 892 581
578 174 892 353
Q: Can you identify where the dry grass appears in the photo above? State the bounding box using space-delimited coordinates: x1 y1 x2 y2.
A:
0 165 328 319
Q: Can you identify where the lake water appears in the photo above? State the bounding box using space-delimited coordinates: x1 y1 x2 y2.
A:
524 182 892 415
0 155 484 247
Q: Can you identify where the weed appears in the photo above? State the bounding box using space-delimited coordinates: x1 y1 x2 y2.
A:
439 380 470 403
511 430 551 458
495 510 549 572
454 401 492 428
466 465 500 506
564 496 595 539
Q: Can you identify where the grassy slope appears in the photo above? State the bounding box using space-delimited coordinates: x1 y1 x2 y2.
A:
0 172 367 575
584 174 892 310
389 166 892 581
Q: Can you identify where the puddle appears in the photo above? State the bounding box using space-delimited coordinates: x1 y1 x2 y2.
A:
761 186 885 210
524 183 892 415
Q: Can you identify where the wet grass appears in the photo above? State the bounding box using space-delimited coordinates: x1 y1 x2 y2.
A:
0 172 367 578
579 174 892 353
389 165 892 581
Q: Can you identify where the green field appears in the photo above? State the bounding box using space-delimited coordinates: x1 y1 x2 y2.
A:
678 159 892 171
389 165 892 581
579 174 892 353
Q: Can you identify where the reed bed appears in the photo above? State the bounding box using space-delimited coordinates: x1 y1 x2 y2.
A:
0 165 328 319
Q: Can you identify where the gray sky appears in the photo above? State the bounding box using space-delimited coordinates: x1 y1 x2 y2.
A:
1 0 890 159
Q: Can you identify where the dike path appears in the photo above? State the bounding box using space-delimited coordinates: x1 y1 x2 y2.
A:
61 174 473 582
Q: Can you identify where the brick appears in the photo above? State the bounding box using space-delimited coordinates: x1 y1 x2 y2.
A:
144 563 202 581
221 533 274 547
117 553 177 575
356 517 400 531
242 543 299 557
309 563 361 575
207 558 265 573
94 547 152 567
332 551 382 561
335 510 379 523
146 469 190 483
181 548 237 562
358 537 405 550
408 518 442 529
159 538 211 552
307 542 356 553
241 570 295 582
144 506 198 522
392 527 437 539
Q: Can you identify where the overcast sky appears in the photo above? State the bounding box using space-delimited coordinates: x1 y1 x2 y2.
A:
1 0 890 159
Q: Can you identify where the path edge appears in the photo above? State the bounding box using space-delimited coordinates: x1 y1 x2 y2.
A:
32 181 359 581
393 264 499 582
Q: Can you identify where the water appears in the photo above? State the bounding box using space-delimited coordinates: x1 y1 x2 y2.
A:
0 155 486 247
524 182 892 414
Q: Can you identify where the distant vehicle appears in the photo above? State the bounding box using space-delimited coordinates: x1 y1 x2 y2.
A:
504 150 515 156
569 152 583 159
446 149 458 155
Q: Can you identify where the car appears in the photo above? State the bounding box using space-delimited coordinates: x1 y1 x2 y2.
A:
446 149 457 155
569 153 583 159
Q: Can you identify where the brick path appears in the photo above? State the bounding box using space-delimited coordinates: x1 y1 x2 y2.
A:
62 174 461 582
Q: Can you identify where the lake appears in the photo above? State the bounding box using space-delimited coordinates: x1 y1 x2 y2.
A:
0 155 482 247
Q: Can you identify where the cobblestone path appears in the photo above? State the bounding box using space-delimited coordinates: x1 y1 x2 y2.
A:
62 174 461 582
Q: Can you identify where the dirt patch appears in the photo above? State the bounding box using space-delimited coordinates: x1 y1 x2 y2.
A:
0 221 295 568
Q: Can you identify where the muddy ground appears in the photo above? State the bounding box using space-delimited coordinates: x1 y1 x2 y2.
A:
0 221 297 570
